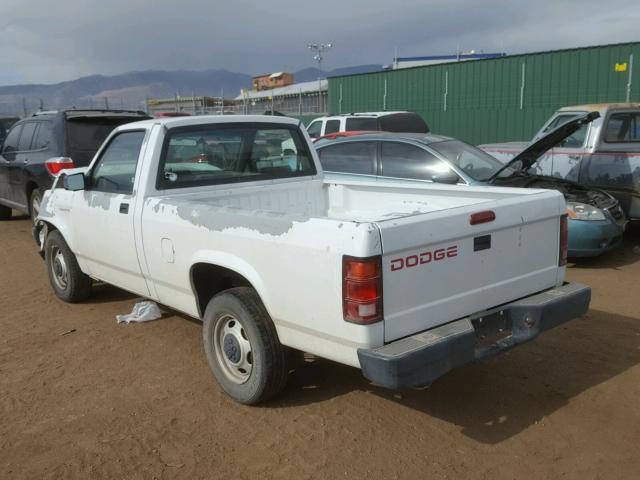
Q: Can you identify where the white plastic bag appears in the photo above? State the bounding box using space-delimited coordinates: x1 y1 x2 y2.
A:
116 301 162 324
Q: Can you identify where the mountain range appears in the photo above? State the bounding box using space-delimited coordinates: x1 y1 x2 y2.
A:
0 65 382 116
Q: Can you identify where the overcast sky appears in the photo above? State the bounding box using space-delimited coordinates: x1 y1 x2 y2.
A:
1 0 638 86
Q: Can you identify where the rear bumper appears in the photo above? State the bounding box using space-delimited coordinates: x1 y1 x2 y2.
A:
357 282 591 389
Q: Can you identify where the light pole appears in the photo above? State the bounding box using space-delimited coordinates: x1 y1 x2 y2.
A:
307 42 332 113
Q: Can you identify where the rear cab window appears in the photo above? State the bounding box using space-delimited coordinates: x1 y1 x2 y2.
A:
157 123 316 190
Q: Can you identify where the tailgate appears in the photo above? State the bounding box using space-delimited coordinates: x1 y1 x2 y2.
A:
378 191 565 342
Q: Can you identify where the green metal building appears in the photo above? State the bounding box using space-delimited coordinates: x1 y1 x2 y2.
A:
328 42 639 145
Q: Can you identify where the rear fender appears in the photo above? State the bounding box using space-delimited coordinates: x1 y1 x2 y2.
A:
189 250 273 317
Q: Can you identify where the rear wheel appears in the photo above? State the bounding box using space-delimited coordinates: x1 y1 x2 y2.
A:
45 230 92 302
203 287 289 405
30 189 42 224
0 204 10 221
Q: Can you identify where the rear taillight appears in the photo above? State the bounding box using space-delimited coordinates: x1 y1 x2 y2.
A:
45 157 75 176
559 215 568 266
343 255 383 324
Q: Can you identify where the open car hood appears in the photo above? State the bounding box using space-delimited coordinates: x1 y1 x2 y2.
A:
488 111 599 182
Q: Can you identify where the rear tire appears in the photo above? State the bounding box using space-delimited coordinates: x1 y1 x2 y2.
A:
45 230 92 303
29 189 42 224
0 204 10 221
203 287 289 405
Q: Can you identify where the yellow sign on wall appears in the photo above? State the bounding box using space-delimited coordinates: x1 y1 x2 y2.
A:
615 63 628 72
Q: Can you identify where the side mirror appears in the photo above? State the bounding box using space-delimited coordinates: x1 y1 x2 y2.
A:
63 172 86 191
432 170 460 185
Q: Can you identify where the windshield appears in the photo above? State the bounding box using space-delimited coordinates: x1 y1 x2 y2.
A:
429 140 517 181
538 112 590 148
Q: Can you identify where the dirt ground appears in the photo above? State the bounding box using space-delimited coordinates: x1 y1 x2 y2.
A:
1 215 639 480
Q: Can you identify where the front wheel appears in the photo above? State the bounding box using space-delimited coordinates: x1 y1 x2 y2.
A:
45 230 92 302
203 287 289 405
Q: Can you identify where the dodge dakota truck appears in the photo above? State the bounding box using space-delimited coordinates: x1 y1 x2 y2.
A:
481 103 640 221
34 115 591 405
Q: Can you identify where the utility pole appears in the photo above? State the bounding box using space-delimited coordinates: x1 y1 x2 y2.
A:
307 42 332 113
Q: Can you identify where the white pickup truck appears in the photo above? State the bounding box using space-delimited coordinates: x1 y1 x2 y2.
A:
34 115 590 404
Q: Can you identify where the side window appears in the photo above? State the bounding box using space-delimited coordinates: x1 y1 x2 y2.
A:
18 122 38 151
306 121 322 139
345 117 378 131
381 142 444 180
324 119 340 135
318 142 376 175
2 124 23 155
559 124 588 148
604 113 640 142
90 131 146 194
32 121 54 150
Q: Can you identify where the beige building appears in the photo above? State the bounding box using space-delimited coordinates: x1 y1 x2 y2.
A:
252 72 294 91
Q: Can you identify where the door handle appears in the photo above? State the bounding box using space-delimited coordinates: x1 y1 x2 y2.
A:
119 203 129 214
23 159 29 165
567 155 581 160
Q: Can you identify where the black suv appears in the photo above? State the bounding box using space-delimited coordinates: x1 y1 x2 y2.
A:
0 109 150 221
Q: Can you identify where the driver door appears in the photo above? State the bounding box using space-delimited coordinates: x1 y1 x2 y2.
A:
550 123 589 182
70 130 151 296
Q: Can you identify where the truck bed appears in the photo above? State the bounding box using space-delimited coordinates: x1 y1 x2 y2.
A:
151 177 548 223
144 177 566 351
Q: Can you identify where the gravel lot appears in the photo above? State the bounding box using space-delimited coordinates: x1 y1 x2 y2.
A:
1 215 639 479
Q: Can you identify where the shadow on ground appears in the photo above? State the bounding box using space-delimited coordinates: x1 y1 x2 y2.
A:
270 308 640 444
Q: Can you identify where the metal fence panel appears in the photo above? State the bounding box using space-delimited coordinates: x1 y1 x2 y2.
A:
329 42 640 145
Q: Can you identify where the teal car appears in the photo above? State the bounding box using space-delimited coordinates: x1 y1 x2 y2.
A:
315 113 628 257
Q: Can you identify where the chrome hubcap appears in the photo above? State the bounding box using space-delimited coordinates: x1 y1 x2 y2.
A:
50 248 69 290
214 314 253 384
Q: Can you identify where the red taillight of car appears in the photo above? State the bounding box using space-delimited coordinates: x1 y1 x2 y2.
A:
559 214 569 266
343 255 383 324
45 157 75 176
470 210 496 225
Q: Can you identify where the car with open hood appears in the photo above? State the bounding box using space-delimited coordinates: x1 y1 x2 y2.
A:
315 112 628 257
481 103 640 221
